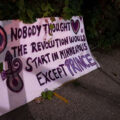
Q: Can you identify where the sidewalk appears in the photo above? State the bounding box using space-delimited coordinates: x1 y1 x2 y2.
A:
0 48 120 120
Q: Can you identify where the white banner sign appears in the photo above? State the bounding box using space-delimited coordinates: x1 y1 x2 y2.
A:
0 16 99 116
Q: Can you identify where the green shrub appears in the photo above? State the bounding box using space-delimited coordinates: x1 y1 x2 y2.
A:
82 0 120 49
0 0 119 49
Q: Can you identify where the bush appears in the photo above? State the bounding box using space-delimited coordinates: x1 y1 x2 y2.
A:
0 0 120 49
82 0 120 49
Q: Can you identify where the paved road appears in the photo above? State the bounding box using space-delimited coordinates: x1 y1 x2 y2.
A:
0 48 120 120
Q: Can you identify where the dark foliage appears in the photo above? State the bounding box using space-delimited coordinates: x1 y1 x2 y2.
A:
0 0 120 48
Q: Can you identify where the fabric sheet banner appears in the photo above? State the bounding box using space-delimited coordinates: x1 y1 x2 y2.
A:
0 16 100 116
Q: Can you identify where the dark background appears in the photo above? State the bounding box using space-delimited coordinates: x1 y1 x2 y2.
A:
0 0 120 49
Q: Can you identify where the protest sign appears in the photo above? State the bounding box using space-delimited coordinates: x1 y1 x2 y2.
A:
0 16 99 116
